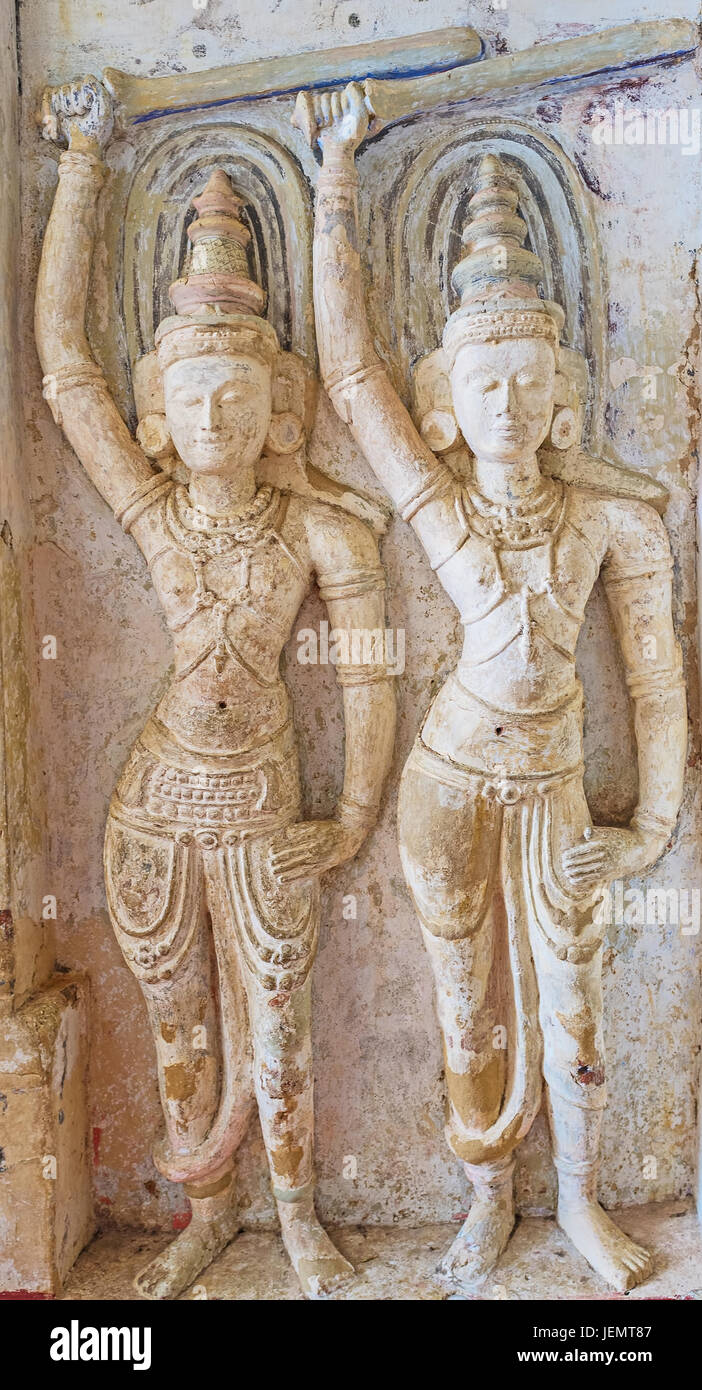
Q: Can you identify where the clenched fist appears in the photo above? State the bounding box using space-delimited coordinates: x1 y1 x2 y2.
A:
38 75 114 153
292 80 371 154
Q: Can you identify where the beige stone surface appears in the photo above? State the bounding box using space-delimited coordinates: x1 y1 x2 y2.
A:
34 109 396 1296
60 1199 701 1301
0 975 93 1294
13 0 702 1253
0 0 92 1297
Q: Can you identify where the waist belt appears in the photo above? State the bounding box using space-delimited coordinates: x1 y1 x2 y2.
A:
408 737 584 805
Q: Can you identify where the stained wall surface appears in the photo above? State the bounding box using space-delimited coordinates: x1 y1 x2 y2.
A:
17 0 702 1231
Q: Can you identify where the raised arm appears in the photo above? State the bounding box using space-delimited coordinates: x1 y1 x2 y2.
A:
293 83 465 571
35 77 168 532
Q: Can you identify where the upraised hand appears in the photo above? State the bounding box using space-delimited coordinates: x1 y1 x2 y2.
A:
38 75 114 154
292 80 371 155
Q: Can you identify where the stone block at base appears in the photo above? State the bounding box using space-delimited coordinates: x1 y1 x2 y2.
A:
0 973 94 1295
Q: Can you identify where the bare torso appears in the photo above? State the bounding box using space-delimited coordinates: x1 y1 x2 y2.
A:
129 486 313 756
420 481 656 772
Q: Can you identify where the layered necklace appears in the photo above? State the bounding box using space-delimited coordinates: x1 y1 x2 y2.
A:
163 483 290 677
165 483 282 559
462 476 566 549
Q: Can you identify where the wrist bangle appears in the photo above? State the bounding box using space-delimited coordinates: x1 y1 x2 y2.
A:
318 164 359 190
336 796 378 832
58 148 106 181
631 809 675 839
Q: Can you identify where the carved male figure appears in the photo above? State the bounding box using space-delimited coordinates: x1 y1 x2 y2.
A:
295 83 686 1292
36 79 395 1300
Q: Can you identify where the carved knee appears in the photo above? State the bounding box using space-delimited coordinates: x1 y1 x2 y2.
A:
400 846 492 940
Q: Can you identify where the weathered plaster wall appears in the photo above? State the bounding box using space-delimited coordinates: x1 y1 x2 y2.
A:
17 0 701 1232
1 0 93 1294
0 0 51 999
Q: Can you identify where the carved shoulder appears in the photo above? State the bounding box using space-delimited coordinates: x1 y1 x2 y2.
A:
599 495 673 583
126 481 174 565
558 486 670 581
295 495 382 578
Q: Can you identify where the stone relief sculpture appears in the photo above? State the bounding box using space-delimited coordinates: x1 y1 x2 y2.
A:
295 83 687 1293
35 78 395 1301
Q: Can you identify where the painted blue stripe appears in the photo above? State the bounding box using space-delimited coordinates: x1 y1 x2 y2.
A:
130 39 694 126
131 45 485 124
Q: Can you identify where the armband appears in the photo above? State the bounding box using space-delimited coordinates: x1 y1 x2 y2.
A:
325 362 387 421
602 559 673 589
397 465 455 524
115 474 174 533
317 565 385 603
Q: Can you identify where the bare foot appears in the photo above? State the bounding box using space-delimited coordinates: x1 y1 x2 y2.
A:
557 1200 654 1292
135 1204 241 1300
439 1186 515 1288
277 1192 354 1299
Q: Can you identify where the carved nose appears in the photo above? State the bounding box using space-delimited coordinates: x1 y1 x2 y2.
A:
201 400 221 430
494 382 510 412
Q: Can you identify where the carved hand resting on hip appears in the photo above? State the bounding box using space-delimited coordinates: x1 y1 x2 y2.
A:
269 820 365 885
562 825 667 892
39 75 114 152
292 80 370 153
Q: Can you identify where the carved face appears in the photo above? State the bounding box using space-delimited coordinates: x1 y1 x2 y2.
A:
450 337 556 462
163 353 272 475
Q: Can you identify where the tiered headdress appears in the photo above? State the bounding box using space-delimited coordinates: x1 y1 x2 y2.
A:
155 168 279 371
443 154 564 367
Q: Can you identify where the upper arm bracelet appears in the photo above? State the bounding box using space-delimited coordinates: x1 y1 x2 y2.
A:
602 559 673 589
317 566 386 603
397 465 455 524
325 362 387 421
626 664 684 700
116 475 174 533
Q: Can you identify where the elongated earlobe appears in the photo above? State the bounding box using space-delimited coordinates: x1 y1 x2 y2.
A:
265 410 305 456
550 364 583 449
412 345 462 455
136 412 175 461
549 405 579 450
419 408 460 454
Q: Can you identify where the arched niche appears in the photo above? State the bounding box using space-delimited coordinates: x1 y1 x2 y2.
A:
358 115 606 450
93 120 315 423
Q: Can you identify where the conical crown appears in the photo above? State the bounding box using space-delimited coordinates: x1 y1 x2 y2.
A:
443 154 563 366
155 169 278 371
169 168 266 318
452 155 544 309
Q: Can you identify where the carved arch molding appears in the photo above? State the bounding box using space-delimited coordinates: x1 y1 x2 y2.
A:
92 109 604 451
